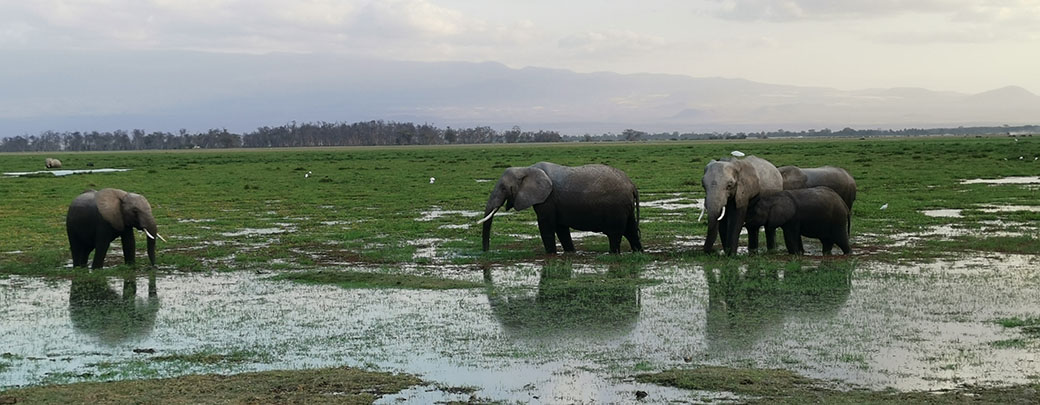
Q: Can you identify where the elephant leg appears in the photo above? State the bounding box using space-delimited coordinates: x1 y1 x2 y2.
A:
121 231 136 266
69 236 90 268
723 206 746 256
624 215 642 252
607 233 623 254
536 216 558 254
747 225 759 253
782 225 802 255
765 227 777 251
556 226 575 252
837 234 852 255
821 239 834 255
91 240 111 269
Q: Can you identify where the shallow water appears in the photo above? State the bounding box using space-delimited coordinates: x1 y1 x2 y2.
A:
1 256 1038 401
960 176 1040 185
2 168 130 177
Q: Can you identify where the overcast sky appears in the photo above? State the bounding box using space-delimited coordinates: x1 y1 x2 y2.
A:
2 0 1039 94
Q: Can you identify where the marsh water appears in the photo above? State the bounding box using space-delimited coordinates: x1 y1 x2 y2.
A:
2 254 1038 403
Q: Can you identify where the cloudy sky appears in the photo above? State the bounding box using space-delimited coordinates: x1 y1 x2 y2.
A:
2 0 1039 94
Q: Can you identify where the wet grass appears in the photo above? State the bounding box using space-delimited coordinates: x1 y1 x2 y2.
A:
637 366 1040 404
0 366 423 405
2 136 1038 275
270 269 484 290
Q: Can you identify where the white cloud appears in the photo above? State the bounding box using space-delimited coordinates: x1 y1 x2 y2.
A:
558 30 667 56
713 0 970 21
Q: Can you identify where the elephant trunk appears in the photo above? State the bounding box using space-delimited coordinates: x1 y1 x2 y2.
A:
481 188 507 252
703 192 728 253
141 215 158 266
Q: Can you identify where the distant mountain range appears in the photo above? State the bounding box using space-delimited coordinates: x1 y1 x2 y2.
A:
2 50 1038 136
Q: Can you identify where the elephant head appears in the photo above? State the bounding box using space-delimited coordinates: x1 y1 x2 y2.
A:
701 156 782 255
479 166 552 251
97 188 164 265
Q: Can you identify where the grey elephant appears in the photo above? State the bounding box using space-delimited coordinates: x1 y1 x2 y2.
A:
480 162 642 254
45 158 62 168
778 165 856 210
745 186 851 255
66 188 166 269
701 155 783 255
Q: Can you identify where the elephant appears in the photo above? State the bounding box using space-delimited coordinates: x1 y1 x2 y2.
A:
45 158 62 168
69 273 159 345
778 165 856 210
479 162 642 254
745 186 851 255
701 155 783 255
66 188 165 269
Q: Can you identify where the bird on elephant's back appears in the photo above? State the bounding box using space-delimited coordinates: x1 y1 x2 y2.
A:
479 161 642 254
66 188 166 269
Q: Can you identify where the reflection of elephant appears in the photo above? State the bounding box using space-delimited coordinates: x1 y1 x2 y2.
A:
746 187 851 255
705 261 851 350
66 188 165 269
701 156 783 255
69 274 159 345
484 262 643 336
45 158 62 168
480 162 642 254
778 166 856 210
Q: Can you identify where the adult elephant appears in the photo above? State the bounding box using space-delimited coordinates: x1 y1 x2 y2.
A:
479 162 642 254
702 156 783 255
66 188 165 269
778 166 856 210
45 158 62 168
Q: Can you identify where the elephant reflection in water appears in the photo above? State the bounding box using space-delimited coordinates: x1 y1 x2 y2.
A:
704 261 851 351
68 273 159 345
483 261 646 336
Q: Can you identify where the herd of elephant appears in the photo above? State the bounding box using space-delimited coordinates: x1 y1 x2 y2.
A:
476 156 855 257
64 154 854 270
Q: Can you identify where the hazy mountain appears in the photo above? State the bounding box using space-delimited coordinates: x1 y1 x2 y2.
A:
2 50 1037 137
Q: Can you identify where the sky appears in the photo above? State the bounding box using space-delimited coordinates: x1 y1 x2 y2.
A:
1 0 1039 94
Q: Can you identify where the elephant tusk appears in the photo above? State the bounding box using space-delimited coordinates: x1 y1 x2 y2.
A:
697 208 704 222
143 229 156 240
156 233 168 243
476 207 499 225
717 206 726 221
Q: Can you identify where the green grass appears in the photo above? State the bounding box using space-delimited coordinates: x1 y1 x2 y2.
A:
637 366 1040 404
0 366 423 405
270 269 484 290
2 137 1039 275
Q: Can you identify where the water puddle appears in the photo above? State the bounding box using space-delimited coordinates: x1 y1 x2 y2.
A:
642 195 703 211
219 227 293 237
2 256 1038 400
2 168 131 177
921 209 962 218
960 176 1040 185
415 207 485 222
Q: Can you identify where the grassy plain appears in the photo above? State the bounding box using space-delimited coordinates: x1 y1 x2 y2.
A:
1 136 1039 402
1 136 1038 274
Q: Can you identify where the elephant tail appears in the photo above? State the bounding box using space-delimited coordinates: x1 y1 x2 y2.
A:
634 189 641 224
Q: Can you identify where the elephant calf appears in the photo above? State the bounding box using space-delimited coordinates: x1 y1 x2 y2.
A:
66 188 165 269
745 186 851 255
479 161 642 254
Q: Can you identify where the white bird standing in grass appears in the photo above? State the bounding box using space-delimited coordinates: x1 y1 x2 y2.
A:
880 203 888 210
731 150 745 157
429 177 436 184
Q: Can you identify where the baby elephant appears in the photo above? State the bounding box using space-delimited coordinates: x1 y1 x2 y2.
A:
746 186 851 255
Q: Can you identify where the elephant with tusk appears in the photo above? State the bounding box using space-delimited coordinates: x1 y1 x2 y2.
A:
480 162 642 254
66 188 165 269
701 155 783 255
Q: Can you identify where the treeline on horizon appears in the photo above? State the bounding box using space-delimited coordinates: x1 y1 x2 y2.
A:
1 120 1037 153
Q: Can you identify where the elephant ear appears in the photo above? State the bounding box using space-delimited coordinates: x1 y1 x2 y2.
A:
96 188 129 232
513 168 552 211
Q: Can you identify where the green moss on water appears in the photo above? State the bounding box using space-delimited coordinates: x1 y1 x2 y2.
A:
270 270 483 290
